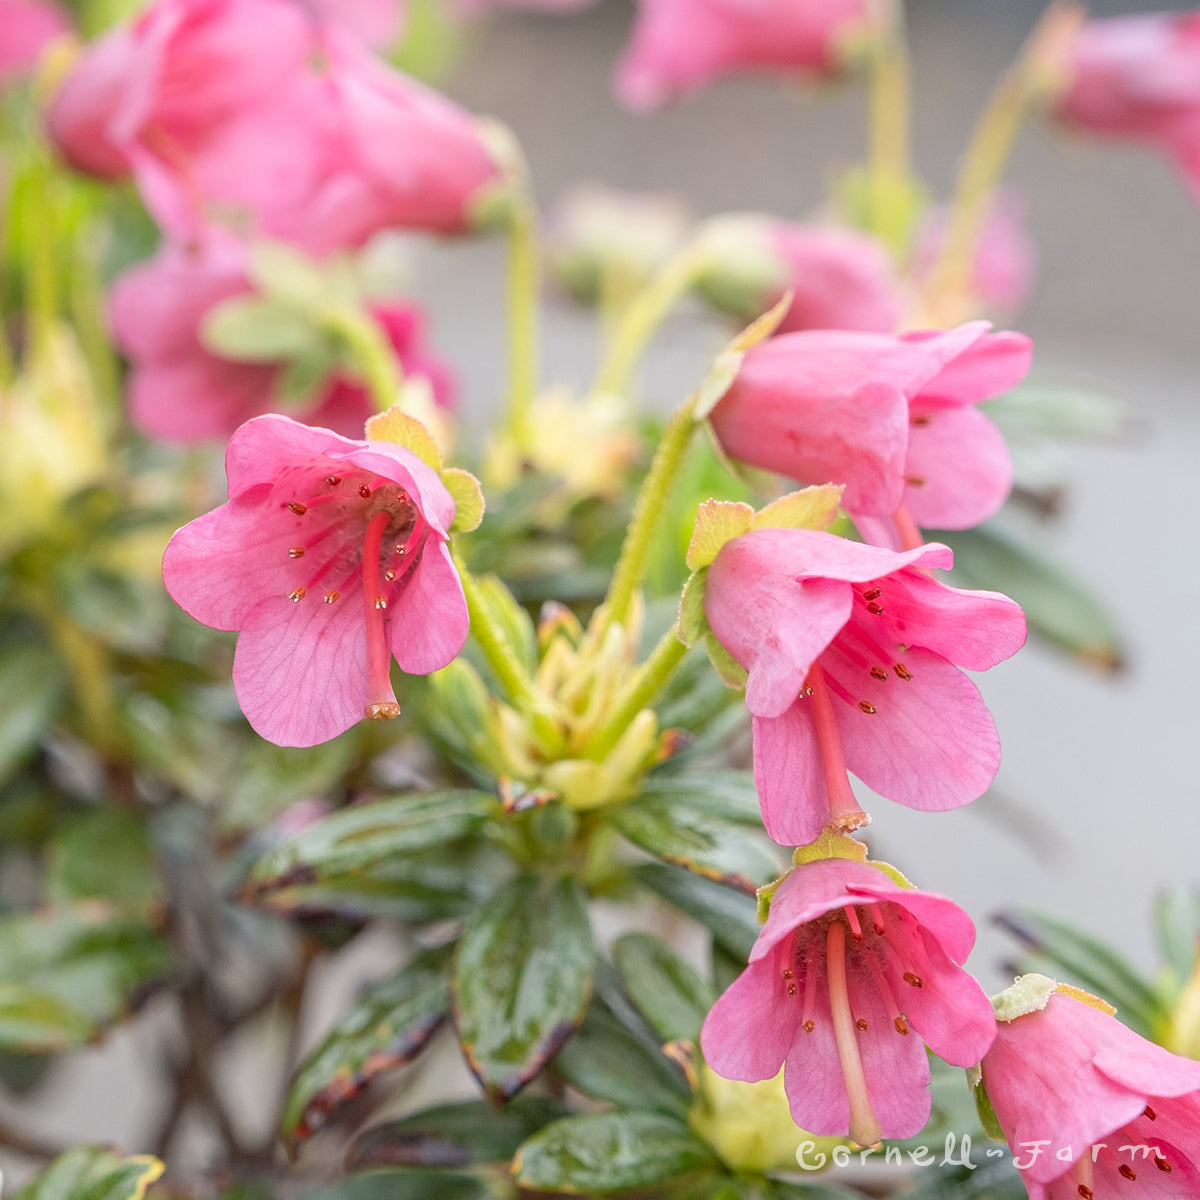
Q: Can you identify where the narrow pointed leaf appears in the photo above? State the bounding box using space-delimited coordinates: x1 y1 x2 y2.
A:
612 932 716 1044
1155 886 1200 981
0 639 64 786
300 1169 498 1200
634 864 759 963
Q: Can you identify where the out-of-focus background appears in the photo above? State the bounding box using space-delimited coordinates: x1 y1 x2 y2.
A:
4 0 1198 1173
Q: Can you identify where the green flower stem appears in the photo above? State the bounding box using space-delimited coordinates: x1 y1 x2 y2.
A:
920 0 1083 324
451 543 565 757
866 1 912 242
504 193 541 453
324 307 405 415
583 625 689 762
590 241 711 399
600 394 699 632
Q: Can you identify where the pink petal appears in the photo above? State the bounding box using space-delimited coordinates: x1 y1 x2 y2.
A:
782 980 848 1136
845 880 977 966
751 706 829 847
388 540 468 674
916 330 1032 406
700 954 800 1082
128 356 276 443
1093 1020 1200 1098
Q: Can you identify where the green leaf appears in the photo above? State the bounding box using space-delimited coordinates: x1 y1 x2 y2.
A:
552 999 690 1117
0 638 64 786
221 738 357 833
472 573 538 677
347 1096 567 1171
200 296 315 361
0 982 93 1052
46 809 161 920
453 873 595 1103
300 1169 498 1200
997 909 1165 1038
612 932 716 1045
1155 886 1200 982
633 863 758 963
15 1147 164 1200
935 526 1123 672
246 790 498 893
442 468 485 534
283 946 453 1144
612 771 786 891
247 240 329 307
514 1111 713 1193
984 381 1126 443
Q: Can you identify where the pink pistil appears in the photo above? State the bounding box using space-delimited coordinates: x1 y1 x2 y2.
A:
805 661 868 834
361 509 399 721
826 919 882 1148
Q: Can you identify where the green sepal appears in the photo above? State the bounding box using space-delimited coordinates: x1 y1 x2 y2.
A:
971 1072 1006 1142
692 292 793 421
441 468 485 533
678 570 708 648
752 485 844 533
702 631 748 688
684 500 753 571
364 407 444 470
990 972 1057 1023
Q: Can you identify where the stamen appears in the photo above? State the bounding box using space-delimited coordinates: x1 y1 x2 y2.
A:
892 504 924 553
894 662 914 681
1075 1154 1094 1200
862 949 908 1037
805 663 868 833
866 601 884 616
325 475 342 487
288 587 306 602
843 906 863 939
905 475 926 487
358 483 372 498
863 587 883 602
323 592 339 604
384 569 396 582
894 1016 909 1035
375 595 387 610
287 501 308 515
787 982 798 996
1119 1165 1136 1181
911 414 931 426
826 920 882 1148
903 971 923 988
1155 1156 1171 1173
869 666 888 680
288 547 305 559
801 933 818 1033
858 700 878 714
1144 1105 1157 1121
361 510 398 721
855 1017 868 1031
395 543 406 557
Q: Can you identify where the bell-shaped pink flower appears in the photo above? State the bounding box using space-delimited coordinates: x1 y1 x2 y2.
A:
0 0 70 81
708 321 1031 538
701 857 996 1147
306 0 405 47
162 414 468 746
982 986 1200 1199
110 237 455 443
614 0 874 111
1054 11 1200 205
704 528 1026 845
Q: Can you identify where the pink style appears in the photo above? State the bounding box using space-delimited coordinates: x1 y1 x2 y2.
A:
614 0 872 111
701 858 996 1148
162 415 468 747
703 528 1026 847
709 321 1031 546
983 988 1200 1199
47 0 502 252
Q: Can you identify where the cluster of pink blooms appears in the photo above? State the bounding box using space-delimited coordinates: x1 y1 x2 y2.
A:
39 0 1200 1187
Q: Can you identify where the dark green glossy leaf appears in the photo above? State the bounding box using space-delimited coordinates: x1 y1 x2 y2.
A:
0 639 64 786
14 1147 164 1200
935 527 1123 671
612 932 716 1045
514 1111 713 1193
553 999 690 1117
997 909 1165 1038
1154 886 1200 982
46 809 161 919
284 946 452 1144
634 863 758 962
300 1168 499 1200
453 873 595 1103
613 771 785 891
347 1096 567 1171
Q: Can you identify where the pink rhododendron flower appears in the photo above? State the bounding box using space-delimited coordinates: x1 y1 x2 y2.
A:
163 414 468 746
615 0 874 111
307 0 405 47
1055 11 1200 204
110 239 455 442
708 321 1031 539
914 192 1037 316
701 857 996 1146
982 984 1200 1199
48 0 503 251
0 0 69 80
703 528 1026 845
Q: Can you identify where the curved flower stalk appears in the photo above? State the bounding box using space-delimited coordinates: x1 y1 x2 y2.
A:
162 413 469 746
614 0 877 111
708 321 1031 546
701 853 996 1148
980 975 1200 1199
684 507 1026 845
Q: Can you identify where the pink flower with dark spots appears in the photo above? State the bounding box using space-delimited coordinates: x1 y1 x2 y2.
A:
614 0 874 111
982 983 1200 1200
703 528 1026 845
708 321 1031 543
0 0 70 81
110 236 456 443
701 857 996 1147
162 414 468 746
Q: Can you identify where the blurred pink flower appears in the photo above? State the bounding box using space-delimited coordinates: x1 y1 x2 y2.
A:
615 0 873 111
701 858 995 1146
307 0 405 46
703 528 1026 845
48 0 503 250
455 0 600 13
163 414 468 745
110 237 455 442
708 321 1031 536
1055 11 1200 203
983 987 1200 1199
0 0 70 80
914 193 1037 316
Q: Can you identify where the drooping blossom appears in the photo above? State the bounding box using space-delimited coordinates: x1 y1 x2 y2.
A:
47 0 504 251
697 216 903 334
306 0 405 47
1054 11 1200 204
982 978 1200 1199
162 414 468 746
913 192 1037 317
614 0 875 111
0 0 70 81
703 528 1026 845
708 321 1031 540
701 857 996 1147
110 237 455 443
